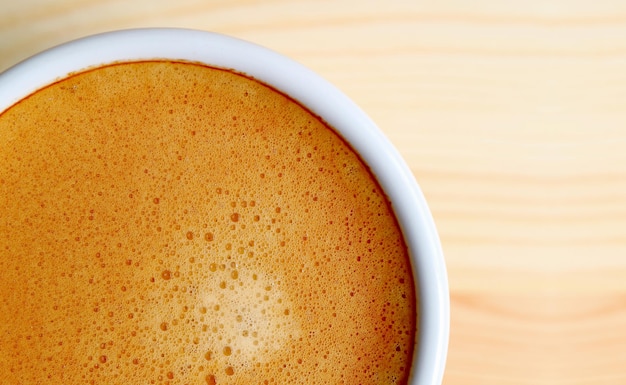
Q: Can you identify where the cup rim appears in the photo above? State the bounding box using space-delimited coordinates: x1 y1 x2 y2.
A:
0 28 449 385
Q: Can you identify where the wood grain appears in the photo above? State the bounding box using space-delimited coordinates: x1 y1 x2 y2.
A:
2 1 626 384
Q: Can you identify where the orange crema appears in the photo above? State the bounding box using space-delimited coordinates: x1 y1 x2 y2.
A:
0 61 416 384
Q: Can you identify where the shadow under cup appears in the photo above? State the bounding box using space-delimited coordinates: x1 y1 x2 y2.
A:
0 28 449 385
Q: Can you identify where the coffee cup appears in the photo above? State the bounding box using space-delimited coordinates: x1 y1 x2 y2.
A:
0 28 449 385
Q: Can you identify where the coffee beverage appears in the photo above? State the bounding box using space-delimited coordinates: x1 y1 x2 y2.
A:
0 61 416 384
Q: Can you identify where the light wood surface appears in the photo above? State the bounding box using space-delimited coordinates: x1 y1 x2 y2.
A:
2 1 626 384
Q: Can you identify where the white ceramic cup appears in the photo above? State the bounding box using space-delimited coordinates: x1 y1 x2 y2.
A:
0 28 449 385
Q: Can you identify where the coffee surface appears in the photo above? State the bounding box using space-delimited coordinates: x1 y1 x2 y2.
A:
0 61 416 384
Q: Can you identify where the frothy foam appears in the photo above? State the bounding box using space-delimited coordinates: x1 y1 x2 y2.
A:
0 61 416 384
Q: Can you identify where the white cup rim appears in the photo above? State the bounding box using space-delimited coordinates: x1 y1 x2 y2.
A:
0 27 449 385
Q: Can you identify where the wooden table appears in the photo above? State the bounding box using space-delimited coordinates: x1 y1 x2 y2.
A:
2 1 626 384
